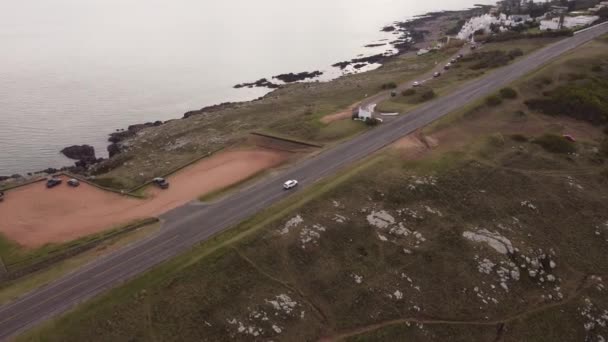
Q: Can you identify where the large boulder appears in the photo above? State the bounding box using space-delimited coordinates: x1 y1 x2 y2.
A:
61 145 96 160
107 143 121 158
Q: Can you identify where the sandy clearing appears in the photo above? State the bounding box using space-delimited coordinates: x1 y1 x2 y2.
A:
320 103 359 124
0 149 287 247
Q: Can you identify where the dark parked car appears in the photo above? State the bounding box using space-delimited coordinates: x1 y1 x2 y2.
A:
46 178 62 188
67 178 80 187
433 71 441 78
153 177 169 189
0 191 4 202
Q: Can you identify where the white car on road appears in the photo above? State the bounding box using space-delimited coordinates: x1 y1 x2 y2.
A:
283 180 298 190
412 81 421 87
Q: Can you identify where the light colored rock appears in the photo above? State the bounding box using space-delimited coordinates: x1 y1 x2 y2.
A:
463 229 514 255
367 210 395 229
280 215 304 235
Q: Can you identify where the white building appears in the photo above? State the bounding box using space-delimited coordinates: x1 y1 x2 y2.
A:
355 104 375 121
540 15 599 30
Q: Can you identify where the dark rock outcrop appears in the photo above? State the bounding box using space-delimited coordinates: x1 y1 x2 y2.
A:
234 78 281 89
273 71 323 83
332 53 387 70
364 43 386 48
107 143 121 158
61 145 95 160
183 102 239 119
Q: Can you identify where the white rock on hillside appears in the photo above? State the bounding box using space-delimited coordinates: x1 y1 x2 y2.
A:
463 229 514 255
367 210 395 229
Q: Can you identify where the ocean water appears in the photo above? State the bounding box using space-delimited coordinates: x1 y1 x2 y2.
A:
0 0 493 175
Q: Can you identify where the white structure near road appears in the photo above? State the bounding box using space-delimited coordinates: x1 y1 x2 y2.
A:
355 104 375 121
540 15 599 30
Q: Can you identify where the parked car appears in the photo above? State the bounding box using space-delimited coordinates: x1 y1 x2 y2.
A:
412 81 421 87
433 71 441 78
457 54 464 59
444 64 451 70
451 58 457 63
153 177 169 189
283 179 298 190
390 90 397 97
67 178 80 187
46 177 62 188
0 191 4 202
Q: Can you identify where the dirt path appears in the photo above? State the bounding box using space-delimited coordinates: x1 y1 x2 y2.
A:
0 149 288 247
322 273 594 341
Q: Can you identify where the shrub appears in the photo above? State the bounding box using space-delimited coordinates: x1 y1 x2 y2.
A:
524 80 608 125
402 88 416 96
420 88 436 102
486 95 503 106
508 48 524 59
532 134 576 154
487 133 506 147
381 82 397 90
365 117 380 126
446 19 466 35
601 168 608 181
499 87 518 99
484 29 573 43
465 50 512 70
510 134 529 142
601 139 608 156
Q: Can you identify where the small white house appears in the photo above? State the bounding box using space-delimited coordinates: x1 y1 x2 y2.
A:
353 104 377 121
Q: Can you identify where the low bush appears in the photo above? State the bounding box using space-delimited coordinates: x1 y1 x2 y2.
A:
381 82 397 90
485 95 503 106
402 88 416 96
508 48 524 59
463 48 524 70
365 117 380 126
524 79 608 125
446 19 466 35
532 134 576 154
420 88 436 102
487 133 506 147
499 87 518 99
510 134 529 142
601 139 608 156
601 168 608 181
484 29 573 43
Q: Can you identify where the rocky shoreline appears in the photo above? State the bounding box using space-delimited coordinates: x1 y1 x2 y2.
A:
234 70 324 89
0 8 479 184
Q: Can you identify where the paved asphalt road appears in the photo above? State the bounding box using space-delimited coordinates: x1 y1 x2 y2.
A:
1 22 607 340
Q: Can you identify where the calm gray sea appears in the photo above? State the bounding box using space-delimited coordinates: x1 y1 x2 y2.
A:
0 0 493 175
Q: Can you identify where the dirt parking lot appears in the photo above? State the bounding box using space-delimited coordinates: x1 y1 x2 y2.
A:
0 149 287 247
